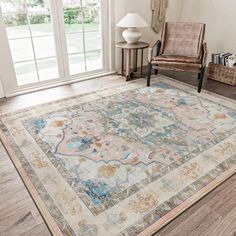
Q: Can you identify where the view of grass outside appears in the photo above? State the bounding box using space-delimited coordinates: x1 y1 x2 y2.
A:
1 0 102 86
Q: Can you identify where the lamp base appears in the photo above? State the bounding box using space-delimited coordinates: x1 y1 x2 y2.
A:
122 28 142 44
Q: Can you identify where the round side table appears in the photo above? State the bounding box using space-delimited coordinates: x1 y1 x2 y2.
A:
116 41 150 81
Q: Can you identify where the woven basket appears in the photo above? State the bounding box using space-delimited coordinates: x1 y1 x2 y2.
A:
207 63 236 86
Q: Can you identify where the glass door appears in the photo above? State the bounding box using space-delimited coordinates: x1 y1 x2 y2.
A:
0 0 110 95
62 0 103 75
0 0 59 86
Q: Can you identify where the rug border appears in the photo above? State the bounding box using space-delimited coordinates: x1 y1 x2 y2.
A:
158 75 236 106
1 129 235 236
1 75 235 117
0 130 64 236
0 76 235 236
138 165 236 236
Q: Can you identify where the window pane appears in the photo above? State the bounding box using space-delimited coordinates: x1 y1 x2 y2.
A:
63 1 100 33
66 33 84 54
2 13 28 27
3 13 30 39
63 0 103 76
0 0 27 14
14 61 38 86
9 38 34 62
1 0 61 86
83 22 100 32
85 31 101 52
37 58 59 81
62 0 80 9
33 36 56 59
29 13 53 36
82 0 100 32
86 50 102 71
64 9 83 33
26 0 50 13
68 54 86 75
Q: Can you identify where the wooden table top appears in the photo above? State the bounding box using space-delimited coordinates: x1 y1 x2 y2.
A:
116 41 150 49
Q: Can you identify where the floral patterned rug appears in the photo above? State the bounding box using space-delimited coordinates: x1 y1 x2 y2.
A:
1 76 236 236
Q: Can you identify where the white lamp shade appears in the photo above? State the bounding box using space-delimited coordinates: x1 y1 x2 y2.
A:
117 13 148 28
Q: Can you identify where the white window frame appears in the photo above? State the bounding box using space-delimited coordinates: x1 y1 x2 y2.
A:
0 0 115 97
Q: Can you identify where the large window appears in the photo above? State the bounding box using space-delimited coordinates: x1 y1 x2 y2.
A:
1 0 58 85
0 0 108 91
63 0 103 75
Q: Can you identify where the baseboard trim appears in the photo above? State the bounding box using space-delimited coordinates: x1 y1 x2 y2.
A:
5 71 116 98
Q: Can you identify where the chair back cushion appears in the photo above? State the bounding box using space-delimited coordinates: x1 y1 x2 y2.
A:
160 22 205 57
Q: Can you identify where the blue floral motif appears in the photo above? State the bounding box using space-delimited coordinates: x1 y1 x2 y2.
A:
177 98 197 106
78 221 98 236
68 137 93 151
157 82 171 89
33 119 46 132
228 111 236 119
177 98 188 106
128 112 153 129
82 179 115 205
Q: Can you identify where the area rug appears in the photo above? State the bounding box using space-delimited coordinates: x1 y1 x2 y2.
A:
0 76 236 236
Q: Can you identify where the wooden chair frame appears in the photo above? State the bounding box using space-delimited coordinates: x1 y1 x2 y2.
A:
147 23 207 93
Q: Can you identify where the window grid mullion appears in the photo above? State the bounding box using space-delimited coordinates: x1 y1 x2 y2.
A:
8 34 54 40
14 55 57 64
25 1 40 82
80 0 87 72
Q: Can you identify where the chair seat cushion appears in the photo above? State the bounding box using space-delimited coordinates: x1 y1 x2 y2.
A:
152 55 202 69
153 55 201 64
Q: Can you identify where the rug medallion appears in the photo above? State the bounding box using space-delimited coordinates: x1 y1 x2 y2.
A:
1 76 235 236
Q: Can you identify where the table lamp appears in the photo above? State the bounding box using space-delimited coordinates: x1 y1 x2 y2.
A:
117 13 148 44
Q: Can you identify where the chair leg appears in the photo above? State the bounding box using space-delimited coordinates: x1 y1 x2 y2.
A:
197 73 200 80
154 69 158 75
198 67 205 93
147 63 152 87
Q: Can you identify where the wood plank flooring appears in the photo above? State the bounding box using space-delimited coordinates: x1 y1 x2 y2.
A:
0 143 51 236
160 70 236 100
0 74 236 236
155 174 236 236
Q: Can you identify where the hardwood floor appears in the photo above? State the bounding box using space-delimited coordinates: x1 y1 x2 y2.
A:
160 70 236 100
155 175 236 236
0 74 235 236
0 143 51 236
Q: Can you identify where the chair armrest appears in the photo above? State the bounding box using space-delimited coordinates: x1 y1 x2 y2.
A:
202 42 208 67
148 40 161 63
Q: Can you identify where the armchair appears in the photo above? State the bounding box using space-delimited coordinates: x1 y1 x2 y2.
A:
147 22 207 93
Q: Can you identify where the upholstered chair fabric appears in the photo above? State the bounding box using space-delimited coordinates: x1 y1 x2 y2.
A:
147 21 207 93
160 22 205 57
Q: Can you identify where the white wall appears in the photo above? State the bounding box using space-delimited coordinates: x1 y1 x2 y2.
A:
180 0 236 61
114 0 183 70
0 80 4 98
115 0 236 68
123 0 183 45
